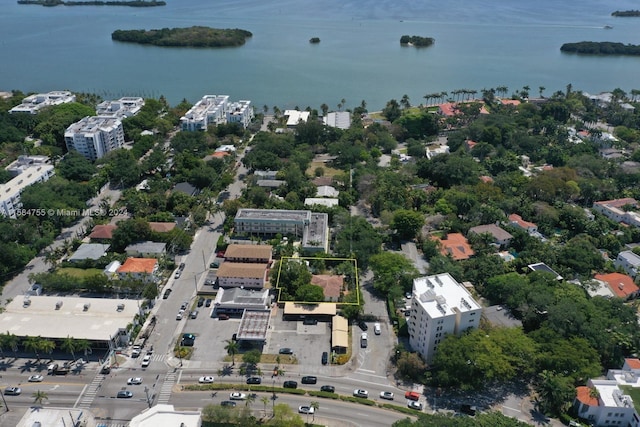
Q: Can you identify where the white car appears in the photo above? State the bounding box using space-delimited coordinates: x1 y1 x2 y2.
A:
28 375 43 382
298 405 315 414
408 401 423 410
229 392 247 400
127 377 143 385
141 355 151 367
353 389 368 398
379 391 394 400
199 376 215 384
176 311 184 320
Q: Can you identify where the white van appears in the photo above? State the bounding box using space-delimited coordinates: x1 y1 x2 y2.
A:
374 323 381 335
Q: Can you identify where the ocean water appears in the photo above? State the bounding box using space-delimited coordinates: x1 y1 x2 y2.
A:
1 0 640 110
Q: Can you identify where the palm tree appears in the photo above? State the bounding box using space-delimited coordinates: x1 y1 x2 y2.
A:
24 336 43 360
75 339 91 358
260 395 270 418
245 392 256 408
263 105 269 114
40 339 55 358
310 401 319 422
400 94 410 109
224 340 239 366
538 86 546 98
340 98 346 111
61 336 77 360
3 332 19 358
320 103 329 116
32 390 48 406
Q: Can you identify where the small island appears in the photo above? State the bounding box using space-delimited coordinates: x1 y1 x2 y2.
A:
111 26 253 48
309 37 320 44
611 10 640 17
560 41 640 56
400 35 435 48
18 0 165 6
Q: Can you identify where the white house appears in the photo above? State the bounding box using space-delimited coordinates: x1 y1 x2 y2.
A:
408 273 481 363
0 157 55 218
64 116 125 161
615 250 640 278
284 110 310 127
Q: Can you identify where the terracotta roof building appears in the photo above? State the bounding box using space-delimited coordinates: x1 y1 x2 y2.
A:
117 258 159 282
224 244 273 264
311 274 344 302
594 272 640 299
431 233 474 261
508 213 538 233
89 224 118 240
149 222 176 233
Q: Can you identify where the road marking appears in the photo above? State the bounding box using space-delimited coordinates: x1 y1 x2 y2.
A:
357 369 376 373
503 406 522 413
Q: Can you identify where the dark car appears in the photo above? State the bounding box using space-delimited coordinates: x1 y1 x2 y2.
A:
283 380 298 389
100 365 111 374
279 348 293 355
205 298 212 307
162 289 172 299
179 262 185 271
197 297 205 307
358 320 368 331
246 377 262 385
320 385 335 393
117 390 133 398
321 351 328 365
460 404 478 416
221 400 236 407
218 314 230 320
303 318 318 325
301 376 317 384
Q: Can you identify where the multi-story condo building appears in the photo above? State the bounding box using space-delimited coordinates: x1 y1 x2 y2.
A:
615 250 640 279
95 97 145 118
180 95 230 131
0 156 55 218
408 273 481 363
226 100 254 128
593 198 640 228
64 116 125 161
9 90 76 114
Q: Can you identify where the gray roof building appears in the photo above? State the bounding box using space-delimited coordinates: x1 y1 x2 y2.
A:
68 243 110 262
125 241 167 257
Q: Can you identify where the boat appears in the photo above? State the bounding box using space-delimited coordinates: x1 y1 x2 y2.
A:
604 25 613 29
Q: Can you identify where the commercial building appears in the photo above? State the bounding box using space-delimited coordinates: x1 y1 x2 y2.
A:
408 273 481 363
17 407 97 427
284 110 310 127
234 209 329 252
323 111 351 129
213 287 270 316
96 97 145 118
64 116 125 161
180 95 230 131
129 404 201 427
9 90 76 114
235 309 271 342
226 100 254 128
0 156 55 219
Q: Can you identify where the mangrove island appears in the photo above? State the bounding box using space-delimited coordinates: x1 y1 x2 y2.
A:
111 27 253 48
560 41 640 56
611 10 640 17
400 35 435 48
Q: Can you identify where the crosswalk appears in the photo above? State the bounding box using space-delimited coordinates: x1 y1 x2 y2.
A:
156 371 176 405
96 423 127 427
76 374 106 409
150 354 166 362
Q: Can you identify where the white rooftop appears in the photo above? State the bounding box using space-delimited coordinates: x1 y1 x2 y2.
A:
592 380 635 408
0 296 141 341
129 404 201 427
0 164 54 200
304 197 339 208
284 110 310 126
17 407 96 427
413 273 480 319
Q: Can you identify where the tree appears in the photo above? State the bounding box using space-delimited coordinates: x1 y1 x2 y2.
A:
245 392 256 408
267 403 304 427
400 94 411 109
242 349 262 366
225 339 239 366
23 336 44 360
310 401 319 422
391 209 424 239
32 390 48 405
260 395 270 417
369 252 418 295
320 103 328 116
103 149 141 188
396 352 427 381
382 99 401 122
294 284 324 302
61 336 77 360
534 370 576 416
40 339 55 357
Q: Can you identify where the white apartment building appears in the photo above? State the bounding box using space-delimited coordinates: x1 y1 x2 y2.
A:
180 95 230 131
9 90 76 114
64 116 125 161
593 198 640 228
574 379 639 427
0 158 55 218
226 100 254 128
615 250 640 279
408 273 481 363
96 97 145 118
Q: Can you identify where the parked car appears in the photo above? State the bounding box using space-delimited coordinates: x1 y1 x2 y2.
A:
405 391 421 401
131 345 142 358
127 377 143 385
162 289 172 299
174 270 181 279
221 401 236 407
117 390 133 398
197 297 205 307
320 385 335 393
353 389 368 398
229 392 247 400
218 314 230 320
176 312 184 320
408 401 423 410
205 298 212 307
4 387 21 396
380 391 394 400
283 381 298 389
179 262 185 271
301 376 317 384
190 310 199 319
28 375 43 382
246 377 262 385
141 355 151 367
321 351 328 365
374 323 381 335
357 320 368 331
279 348 293 355
298 405 315 414
360 332 368 348
180 301 189 310
303 318 318 325
199 376 215 384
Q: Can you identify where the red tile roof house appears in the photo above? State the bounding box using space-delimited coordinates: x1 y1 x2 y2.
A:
508 213 538 233
431 233 475 261
117 258 159 282
592 198 639 225
88 224 118 241
311 274 344 302
594 272 640 300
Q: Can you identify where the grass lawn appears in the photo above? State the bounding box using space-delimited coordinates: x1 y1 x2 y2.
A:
306 161 342 178
57 267 103 278
620 386 640 414
223 354 297 365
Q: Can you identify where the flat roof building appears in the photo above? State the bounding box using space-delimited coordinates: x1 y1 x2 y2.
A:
125 241 167 258
180 95 229 131
408 273 482 363
64 116 125 161
305 198 339 208
216 262 269 289
213 287 270 316
226 100 254 128
0 161 55 219
129 404 201 427
236 309 271 341
615 250 640 278
10 90 76 114
284 110 310 127
96 97 145 118
323 111 351 129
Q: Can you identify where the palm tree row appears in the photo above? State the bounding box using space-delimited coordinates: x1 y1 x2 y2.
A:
0 333 91 360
